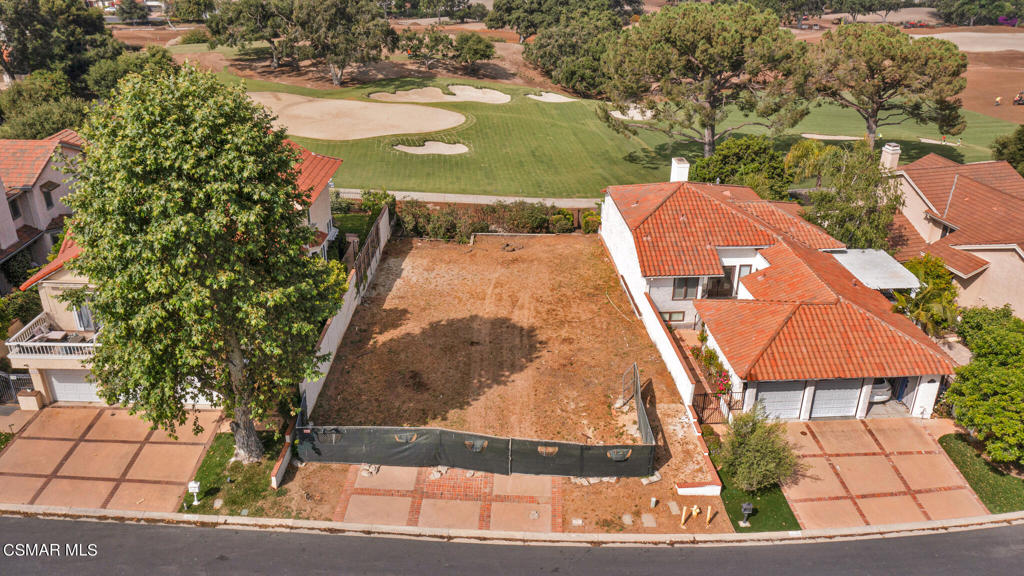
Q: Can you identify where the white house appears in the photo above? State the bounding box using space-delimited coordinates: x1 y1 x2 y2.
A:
600 159 954 419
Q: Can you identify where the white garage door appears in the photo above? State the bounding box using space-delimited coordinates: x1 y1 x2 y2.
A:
49 370 102 403
810 379 862 419
756 381 805 419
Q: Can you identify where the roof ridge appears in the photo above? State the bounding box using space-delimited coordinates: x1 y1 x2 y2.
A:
777 240 841 302
689 183 781 241
740 301 802 379
835 299 954 370
943 174 958 219
630 182 684 230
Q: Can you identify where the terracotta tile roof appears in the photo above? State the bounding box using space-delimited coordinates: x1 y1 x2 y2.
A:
887 213 928 262
731 201 845 250
19 233 81 290
697 237 955 381
0 225 43 263
287 140 342 204
308 230 329 250
896 156 1024 277
0 130 82 193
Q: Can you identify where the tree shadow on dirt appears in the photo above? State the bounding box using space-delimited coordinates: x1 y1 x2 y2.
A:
313 314 543 427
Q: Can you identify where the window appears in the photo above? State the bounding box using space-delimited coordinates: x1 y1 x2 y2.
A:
75 303 97 331
706 266 737 298
940 224 954 239
660 311 685 323
672 277 699 300
8 198 21 220
738 265 752 279
41 181 59 209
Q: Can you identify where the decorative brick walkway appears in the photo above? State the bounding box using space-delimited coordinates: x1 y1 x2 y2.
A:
332 465 563 532
783 419 987 530
0 406 220 512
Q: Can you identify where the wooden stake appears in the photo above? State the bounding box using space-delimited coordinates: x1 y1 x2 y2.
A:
680 507 689 528
706 506 714 527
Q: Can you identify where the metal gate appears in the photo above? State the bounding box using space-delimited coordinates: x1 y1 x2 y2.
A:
692 392 737 425
0 372 33 404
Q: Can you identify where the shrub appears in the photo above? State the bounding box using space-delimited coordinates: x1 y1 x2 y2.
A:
398 200 431 236
426 205 459 239
0 286 43 330
549 208 574 233
455 213 490 244
701 424 722 455
179 29 211 45
581 210 600 234
958 305 1021 349
0 251 34 288
331 194 354 214
485 201 551 233
721 405 803 492
360 189 396 215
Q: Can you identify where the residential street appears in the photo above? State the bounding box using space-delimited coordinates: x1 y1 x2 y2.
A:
1 516 1022 575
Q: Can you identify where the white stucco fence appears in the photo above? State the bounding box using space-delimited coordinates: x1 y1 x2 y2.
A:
600 198 695 405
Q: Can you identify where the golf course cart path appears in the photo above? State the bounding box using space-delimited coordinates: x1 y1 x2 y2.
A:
249 92 466 141
369 85 512 104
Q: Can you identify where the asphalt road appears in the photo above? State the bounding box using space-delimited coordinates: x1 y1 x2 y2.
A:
0 516 1022 575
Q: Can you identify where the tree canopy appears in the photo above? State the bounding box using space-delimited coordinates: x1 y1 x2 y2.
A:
796 140 904 249
399 25 454 71
84 46 177 99
691 135 792 201
807 23 968 148
0 70 86 139
486 0 639 42
603 2 807 157
892 254 959 337
63 65 348 462
453 32 495 74
293 0 397 85
168 0 213 21
116 0 149 23
0 0 124 89
992 125 1024 177
207 0 304 69
946 306 1024 467
522 5 619 97
933 0 1024 26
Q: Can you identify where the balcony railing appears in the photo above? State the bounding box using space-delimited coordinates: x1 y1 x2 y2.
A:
5 313 97 358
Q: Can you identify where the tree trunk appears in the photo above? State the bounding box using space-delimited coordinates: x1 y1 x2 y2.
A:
230 404 264 463
703 124 716 158
328 63 343 86
270 41 280 69
866 116 877 149
225 333 264 463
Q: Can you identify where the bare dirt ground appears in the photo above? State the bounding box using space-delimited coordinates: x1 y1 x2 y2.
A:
314 235 677 444
111 25 195 47
256 463 351 520
962 51 1024 122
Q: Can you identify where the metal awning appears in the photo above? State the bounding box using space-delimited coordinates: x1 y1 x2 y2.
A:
830 249 921 291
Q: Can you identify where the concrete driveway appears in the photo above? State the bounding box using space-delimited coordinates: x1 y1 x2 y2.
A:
0 406 220 512
783 419 987 530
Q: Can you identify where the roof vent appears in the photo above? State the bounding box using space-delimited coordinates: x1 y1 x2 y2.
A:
632 200 640 207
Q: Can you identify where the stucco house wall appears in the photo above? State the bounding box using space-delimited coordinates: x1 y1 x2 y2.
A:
955 247 1024 312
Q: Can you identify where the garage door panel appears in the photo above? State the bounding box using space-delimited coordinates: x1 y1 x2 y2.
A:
49 370 102 403
810 379 861 419
756 381 805 420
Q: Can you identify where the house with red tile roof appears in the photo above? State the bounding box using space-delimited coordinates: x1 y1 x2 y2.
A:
601 159 954 420
0 130 84 294
5 141 342 406
884 144 1024 317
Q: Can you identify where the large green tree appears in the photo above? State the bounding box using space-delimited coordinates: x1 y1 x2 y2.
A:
207 0 303 69
807 24 968 148
892 254 959 337
398 25 454 71
799 140 904 249
168 0 213 21
0 70 86 138
63 65 347 462
0 0 124 88
453 32 495 75
934 0 1024 26
946 306 1024 466
522 5 619 97
116 0 149 23
84 46 177 99
603 2 807 157
486 0 638 43
992 125 1024 176
293 0 397 85
691 135 792 201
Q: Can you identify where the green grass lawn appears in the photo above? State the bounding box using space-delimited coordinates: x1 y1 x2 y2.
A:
940 433 1024 514
333 212 374 245
207 65 1016 198
714 464 801 533
184 432 288 516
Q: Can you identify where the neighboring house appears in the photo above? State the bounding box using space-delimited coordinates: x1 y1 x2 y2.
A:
885 144 1024 316
0 129 84 294
601 159 954 420
6 142 341 406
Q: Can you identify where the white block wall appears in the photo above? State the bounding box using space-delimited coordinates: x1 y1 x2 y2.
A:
601 198 695 404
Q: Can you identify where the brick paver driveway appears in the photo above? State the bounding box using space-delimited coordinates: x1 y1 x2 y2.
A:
333 466 562 533
783 419 987 530
0 406 220 512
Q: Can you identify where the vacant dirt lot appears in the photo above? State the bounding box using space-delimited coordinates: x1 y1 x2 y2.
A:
313 235 676 444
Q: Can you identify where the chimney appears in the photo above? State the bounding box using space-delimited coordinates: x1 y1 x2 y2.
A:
879 143 901 171
670 157 690 182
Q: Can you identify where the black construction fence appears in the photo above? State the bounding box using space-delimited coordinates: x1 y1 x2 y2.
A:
296 364 657 478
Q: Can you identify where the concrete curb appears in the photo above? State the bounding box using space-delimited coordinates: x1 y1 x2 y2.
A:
2 503 1023 547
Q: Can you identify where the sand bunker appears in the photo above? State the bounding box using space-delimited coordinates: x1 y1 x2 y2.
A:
249 92 465 141
369 85 511 104
394 141 469 155
801 133 862 141
527 92 577 103
610 105 654 121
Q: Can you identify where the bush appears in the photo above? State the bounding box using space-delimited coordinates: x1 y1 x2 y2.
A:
692 135 792 201
0 287 43 330
426 205 459 239
399 200 431 236
701 424 722 455
0 251 34 288
360 189 396 215
581 210 600 234
179 29 211 45
331 193 354 214
959 305 1021 349
549 208 574 233
483 201 551 233
721 405 803 492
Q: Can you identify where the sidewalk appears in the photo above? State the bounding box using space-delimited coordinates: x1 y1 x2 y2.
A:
333 188 602 209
